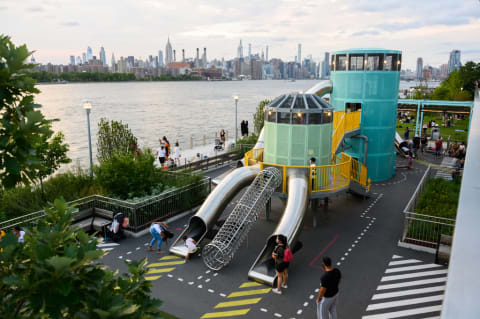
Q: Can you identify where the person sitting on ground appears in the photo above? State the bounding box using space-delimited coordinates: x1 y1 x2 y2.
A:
12 226 25 243
183 235 198 263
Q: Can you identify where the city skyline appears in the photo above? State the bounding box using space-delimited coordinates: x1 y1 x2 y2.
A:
1 0 479 69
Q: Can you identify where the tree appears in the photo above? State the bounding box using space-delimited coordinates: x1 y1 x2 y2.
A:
0 198 163 318
36 131 71 198
431 69 471 101
458 61 480 97
0 35 54 188
97 118 138 163
253 100 271 135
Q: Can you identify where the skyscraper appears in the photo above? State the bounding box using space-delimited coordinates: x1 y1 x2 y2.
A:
248 43 252 59
111 53 116 72
298 44 302 64
182 49 185 62
165 37 173 65
448 50 461 74
416 57 423 80
196 48 200 68
203 48 207 67
158 50 164 67
321 52 330 79
266 45 269 62
82 53 87 64
99 47 107 66
30 55 36 63
70 55 75 65
87 46 93 61
76 56 82 65
237 40 243 59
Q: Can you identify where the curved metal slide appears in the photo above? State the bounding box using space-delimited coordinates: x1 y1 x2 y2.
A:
248 170 309 286
305 79 333 97
169 165 260 257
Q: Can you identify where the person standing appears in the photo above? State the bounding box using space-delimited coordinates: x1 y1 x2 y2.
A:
220 129 226 148
173 141 181 166
245 120 249 136
316 256 341 319
148 221 169 253
163 136 171 158
156 145 166 167
404 127 410 140
272 235 287 295
421 135 428 153
310 157 317 191
12 226 25 243
435 137 443 158
240 120 245 136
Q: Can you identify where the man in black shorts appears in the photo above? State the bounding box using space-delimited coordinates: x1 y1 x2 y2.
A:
316 256 341 319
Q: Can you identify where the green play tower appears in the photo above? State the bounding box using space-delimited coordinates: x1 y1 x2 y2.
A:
330 49 402 181
263 93 334 166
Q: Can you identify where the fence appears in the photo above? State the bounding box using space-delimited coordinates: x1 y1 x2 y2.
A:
0 177 211 233
399 165 456 252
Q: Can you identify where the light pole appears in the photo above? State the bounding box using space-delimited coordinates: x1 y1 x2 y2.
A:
233 94 239 142
82 99 93 178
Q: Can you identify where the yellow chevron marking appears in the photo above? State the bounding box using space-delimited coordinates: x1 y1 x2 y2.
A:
147 261 184 267
227 288 271 298
239 282 263 288
146 267 175 274
145 275 162 281
201 308 250 318
160 255 182 260
215 298 262 309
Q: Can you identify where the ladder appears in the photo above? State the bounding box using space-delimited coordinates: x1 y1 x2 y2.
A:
202 167 282 271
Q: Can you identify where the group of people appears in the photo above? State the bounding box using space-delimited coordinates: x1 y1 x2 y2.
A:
240 120 249 136
156 136 182 168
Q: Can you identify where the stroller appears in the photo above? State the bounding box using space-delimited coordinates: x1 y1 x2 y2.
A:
214 138 224 151
103 212 129 242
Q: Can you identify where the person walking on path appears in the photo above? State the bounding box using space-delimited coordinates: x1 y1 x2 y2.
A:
316 256 341 319
404 127 410 140
148 221 169 253
12 226 26 243
272 235 288 295
183 235 198 263
173 141 182 166
156 145 166 167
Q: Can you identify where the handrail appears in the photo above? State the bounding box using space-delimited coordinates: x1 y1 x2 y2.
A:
331 110 362 155
245 148 369 194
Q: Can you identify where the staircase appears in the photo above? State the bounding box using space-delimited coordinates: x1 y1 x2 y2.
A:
331 111 362 155
202 167 282 271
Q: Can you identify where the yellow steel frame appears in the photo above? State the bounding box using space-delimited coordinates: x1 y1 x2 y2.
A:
331 110 362 155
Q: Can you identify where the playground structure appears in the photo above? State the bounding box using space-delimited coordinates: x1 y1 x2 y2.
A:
169 49 453 286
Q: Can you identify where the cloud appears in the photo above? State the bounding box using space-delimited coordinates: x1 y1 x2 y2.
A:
351 30 380 36
59 21 80 27
272 37 289 42
27 6 44 12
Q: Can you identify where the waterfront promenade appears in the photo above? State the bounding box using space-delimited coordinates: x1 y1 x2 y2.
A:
100 159 444 319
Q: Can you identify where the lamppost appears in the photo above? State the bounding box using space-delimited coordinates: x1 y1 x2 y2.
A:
82 99 93 178
233 94 239 142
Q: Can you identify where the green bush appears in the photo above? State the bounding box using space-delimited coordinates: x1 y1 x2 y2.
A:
416 178 461 219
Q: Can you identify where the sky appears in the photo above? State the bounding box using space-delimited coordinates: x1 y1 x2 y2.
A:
1 0 480 70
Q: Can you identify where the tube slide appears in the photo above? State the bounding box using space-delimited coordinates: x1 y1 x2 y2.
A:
248 170 309 286
169 165 260 257
395 132 408 158
305 80 333 97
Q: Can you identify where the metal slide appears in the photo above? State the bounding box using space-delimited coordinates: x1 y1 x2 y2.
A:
248 170 309 286
305 80 333 96
202 168 282 271
169 165 260 257
395 132 408 158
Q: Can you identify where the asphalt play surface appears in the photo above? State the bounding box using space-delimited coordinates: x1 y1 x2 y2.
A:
101 161 443 319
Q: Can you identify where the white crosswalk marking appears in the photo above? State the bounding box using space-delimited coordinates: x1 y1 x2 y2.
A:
362 255 447 319
97 241 120 253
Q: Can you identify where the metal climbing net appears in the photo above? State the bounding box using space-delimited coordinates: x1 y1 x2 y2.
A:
202 167 282 271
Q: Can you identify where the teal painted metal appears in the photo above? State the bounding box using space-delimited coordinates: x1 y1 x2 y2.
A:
330 49 401 181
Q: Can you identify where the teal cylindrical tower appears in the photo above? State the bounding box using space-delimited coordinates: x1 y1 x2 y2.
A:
330 49 402 182
263 93 334 166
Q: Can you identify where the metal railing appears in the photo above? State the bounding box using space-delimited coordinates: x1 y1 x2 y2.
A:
400 165 456 249
331 110 362 155
0 177 211 233
245 149 369 194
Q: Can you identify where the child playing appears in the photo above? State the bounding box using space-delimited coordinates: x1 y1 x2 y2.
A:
183 235 198 263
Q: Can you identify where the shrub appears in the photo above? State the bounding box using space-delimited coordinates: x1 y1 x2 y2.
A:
416 178 461 219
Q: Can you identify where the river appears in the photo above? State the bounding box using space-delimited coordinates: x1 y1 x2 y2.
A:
35 79 437 167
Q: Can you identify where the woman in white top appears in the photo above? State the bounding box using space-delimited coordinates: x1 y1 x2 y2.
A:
173 142 181 166
13 226 25 243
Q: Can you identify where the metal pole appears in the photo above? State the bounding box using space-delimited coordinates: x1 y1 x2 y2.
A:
86 108 93 178
235 99 238 142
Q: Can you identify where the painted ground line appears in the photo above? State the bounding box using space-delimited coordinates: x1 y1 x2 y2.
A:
126 251 132 255
205 278 211 282
381 269 448 281
177 278 184 282
214 297 262 308
366 294 444 311
385 263 442 273
309 234 339 269
145 275 162 281
208 289 215 293
102 248 114 251
201 308 250 318
126 259 132 263
146 267 176 274
274 313 282 317
260 308 268 312
97 243 120 247
239 282 263 288
136 247 141 250
220 293 226 297
377 277 447 290
198 275 203 280
362 305 443 319
159 255 182 260
227 288 271 298
392 255 402 259
147 261 184 267
198 284 203 288
372 285 446 300
297 309 302 315
167 274 173 278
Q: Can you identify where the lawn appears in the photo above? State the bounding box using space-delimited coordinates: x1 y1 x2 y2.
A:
396 112 470 143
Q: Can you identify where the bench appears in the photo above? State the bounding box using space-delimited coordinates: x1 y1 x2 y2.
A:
435 234 452 266
71 208 114 234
